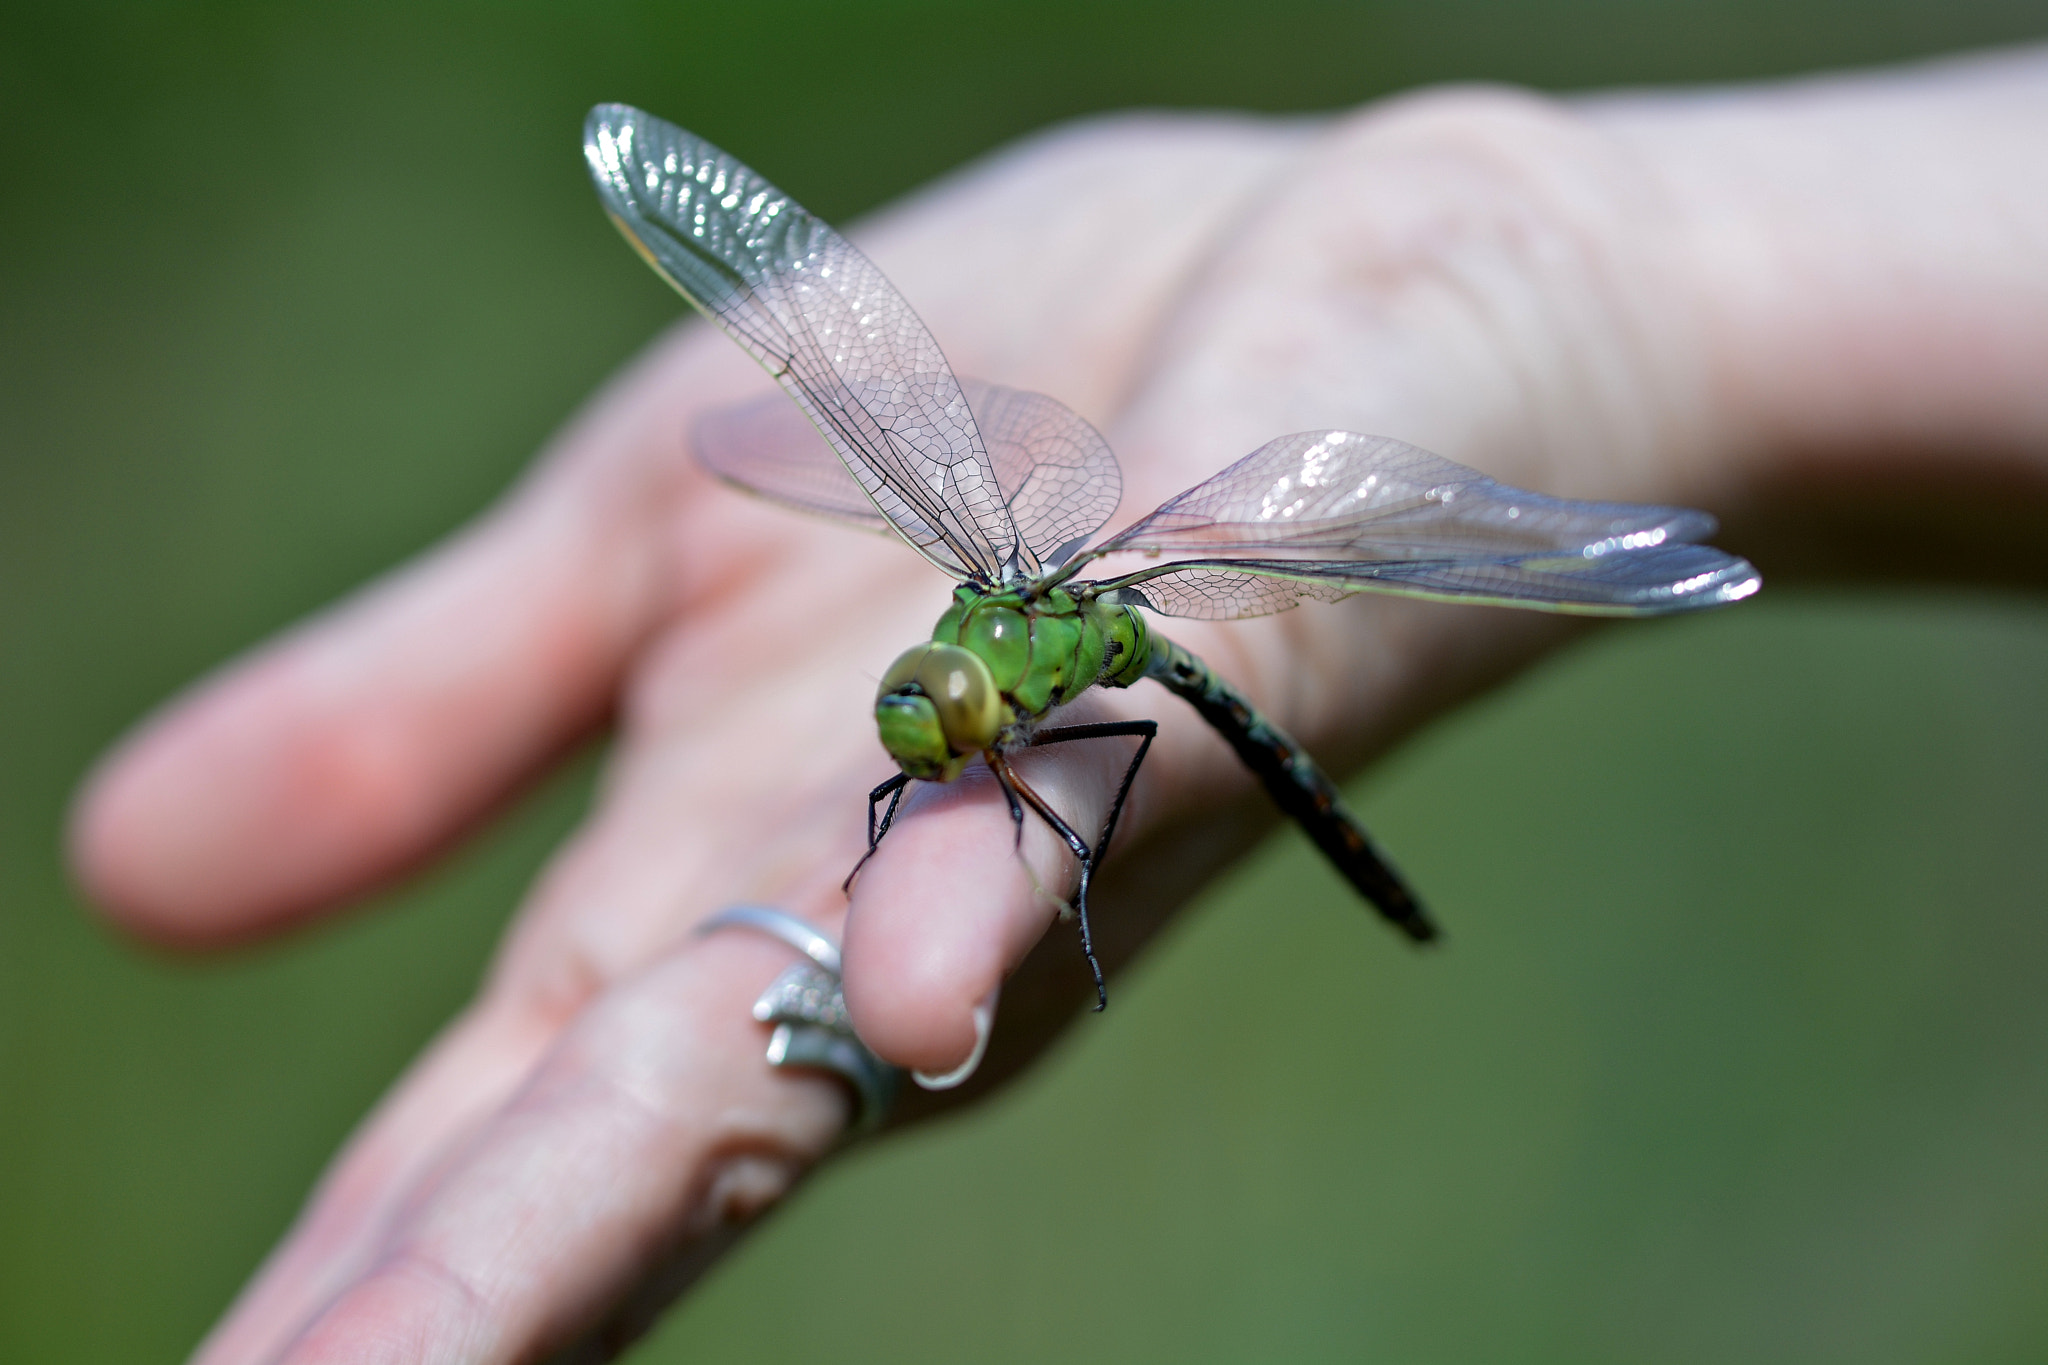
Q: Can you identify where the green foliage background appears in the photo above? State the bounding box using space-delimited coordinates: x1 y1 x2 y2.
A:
3 4 2046 1361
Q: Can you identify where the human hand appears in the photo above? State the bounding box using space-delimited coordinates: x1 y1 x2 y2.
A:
71 49 2048 1363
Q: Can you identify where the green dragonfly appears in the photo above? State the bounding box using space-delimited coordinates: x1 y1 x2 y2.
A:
583 104 1760 1007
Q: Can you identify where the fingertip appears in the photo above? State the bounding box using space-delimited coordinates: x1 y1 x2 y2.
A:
67 738 168 940
838 787 1035 1074
66 650 451 948
66 690 254 947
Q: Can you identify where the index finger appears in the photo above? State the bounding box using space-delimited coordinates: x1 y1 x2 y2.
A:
67 327 762 946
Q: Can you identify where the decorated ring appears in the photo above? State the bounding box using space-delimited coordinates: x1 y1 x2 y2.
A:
697 905 901 1136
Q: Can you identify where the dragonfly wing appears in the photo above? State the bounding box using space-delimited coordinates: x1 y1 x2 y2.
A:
585 104 1019 579
1090 430 1760 619
689 377 1121 564
1098 569 1354 621
1100 546 1756 619
692 390 891 533
962 380 1121 570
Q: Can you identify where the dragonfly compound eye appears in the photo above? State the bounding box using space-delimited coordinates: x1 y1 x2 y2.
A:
874 643 1002 780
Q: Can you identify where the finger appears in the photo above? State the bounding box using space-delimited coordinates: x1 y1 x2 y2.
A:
264 934 844 1365
68 328 753 945
839 695 1149 1077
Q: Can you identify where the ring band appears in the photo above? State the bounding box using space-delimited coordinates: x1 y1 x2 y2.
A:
700 903 842 975
697 905 900 1136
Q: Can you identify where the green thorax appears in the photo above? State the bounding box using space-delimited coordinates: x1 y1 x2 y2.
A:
930 583 1150 722
872 582 1152 782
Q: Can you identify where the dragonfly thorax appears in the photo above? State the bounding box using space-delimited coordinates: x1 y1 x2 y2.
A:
873 583 1150 782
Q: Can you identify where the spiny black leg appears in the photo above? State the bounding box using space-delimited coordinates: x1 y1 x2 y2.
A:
989 750 1028 852
1026 720 1157 867
992 753 1110 1011
1012 722 1157 1010
868 772 910 849
843 772 911 894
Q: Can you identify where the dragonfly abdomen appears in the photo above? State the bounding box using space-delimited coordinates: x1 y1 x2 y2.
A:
1143 635 1439 944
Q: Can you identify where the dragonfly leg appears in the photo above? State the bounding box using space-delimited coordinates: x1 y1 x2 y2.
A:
868 772 911 850
1024 720 1158 869
842 772 911 894
989 750 1028 852
990 751 1111 1012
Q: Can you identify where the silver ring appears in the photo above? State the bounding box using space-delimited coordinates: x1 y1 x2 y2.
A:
697 905 900 1136
700 903 842 975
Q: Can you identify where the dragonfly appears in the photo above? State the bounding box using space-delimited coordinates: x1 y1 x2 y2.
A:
583 104 1761 1008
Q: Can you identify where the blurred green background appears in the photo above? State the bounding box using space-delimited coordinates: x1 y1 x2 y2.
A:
4 3 2047 1361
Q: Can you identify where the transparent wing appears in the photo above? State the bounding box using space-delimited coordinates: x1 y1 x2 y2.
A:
585 104 1018 579
1101 568 1354 621
1099 546 1757 620
691 379 1121 567
1088 430 1760 619
968 382 1121 569
691 390 890 533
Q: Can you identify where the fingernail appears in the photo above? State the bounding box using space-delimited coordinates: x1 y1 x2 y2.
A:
912 988 997 1091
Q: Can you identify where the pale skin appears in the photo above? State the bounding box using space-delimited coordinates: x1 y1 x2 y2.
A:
69 48 2048 1364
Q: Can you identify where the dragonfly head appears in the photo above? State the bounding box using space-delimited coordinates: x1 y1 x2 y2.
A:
875 643 1002 782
